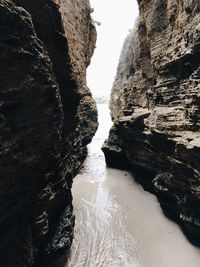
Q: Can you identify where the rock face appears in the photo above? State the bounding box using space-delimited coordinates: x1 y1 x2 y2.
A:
0 0 97 266
103 0 200 242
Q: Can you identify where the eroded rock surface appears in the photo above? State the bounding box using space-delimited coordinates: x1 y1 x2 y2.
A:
103 0 200 242
0 0 97 266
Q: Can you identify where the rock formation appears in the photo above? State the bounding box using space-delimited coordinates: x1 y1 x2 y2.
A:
103 0 200 243
0 0 97 266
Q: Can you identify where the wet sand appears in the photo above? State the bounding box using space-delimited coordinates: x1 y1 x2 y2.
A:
65 104 200 267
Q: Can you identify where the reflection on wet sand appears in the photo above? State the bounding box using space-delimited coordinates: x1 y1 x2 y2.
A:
63 104 200 267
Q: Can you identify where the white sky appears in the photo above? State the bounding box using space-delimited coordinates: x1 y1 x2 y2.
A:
87 0 139 97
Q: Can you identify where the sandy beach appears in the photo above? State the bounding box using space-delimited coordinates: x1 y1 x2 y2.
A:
64 104 200 267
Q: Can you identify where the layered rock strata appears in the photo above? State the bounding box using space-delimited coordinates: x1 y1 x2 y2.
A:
103 0 200 242
0 0 97 266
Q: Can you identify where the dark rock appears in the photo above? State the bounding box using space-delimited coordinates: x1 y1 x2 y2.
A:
102 126 132 170
0 0 97 265
104 0 200 243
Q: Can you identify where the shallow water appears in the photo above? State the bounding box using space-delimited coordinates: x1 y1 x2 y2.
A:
65 104 200 267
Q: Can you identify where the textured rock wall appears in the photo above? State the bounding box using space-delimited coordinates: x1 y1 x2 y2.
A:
0 0 97 266
103 0 200 242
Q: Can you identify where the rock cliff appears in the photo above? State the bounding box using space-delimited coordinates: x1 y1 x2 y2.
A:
0 0 97 266
103 0 200 243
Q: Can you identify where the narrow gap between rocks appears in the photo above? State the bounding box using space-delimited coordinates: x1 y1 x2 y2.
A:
50 1 200 266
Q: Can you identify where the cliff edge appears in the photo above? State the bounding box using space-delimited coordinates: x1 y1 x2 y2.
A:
0 0 97 265
103 0 200 243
